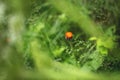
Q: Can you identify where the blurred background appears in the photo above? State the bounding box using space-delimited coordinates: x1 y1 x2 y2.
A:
0 0 120 80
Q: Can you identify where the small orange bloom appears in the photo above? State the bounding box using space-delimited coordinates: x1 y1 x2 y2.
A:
65 32 73 39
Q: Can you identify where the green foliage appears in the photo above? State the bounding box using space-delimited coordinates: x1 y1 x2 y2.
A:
0 0 120 80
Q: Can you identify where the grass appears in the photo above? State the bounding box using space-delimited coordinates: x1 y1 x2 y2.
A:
0 0 120 80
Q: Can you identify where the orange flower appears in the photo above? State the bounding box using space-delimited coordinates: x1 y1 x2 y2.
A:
65 32 73 39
